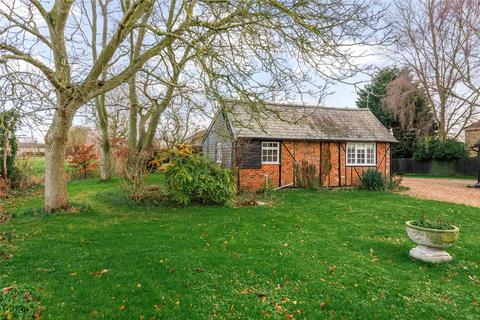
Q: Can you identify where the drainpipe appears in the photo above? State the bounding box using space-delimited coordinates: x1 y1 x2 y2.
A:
476 147 480 188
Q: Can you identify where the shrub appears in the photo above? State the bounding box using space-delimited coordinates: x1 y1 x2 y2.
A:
164 147 236 206
411 214 454 231
386 175 403 191
67 144 98 179
256 177 276 194
359 169 386 191
121 151 154 201
359 169 404 191
413 137 468 160
294 160 320 190
9 157 35 190
0 178 7 198
430 139 468 160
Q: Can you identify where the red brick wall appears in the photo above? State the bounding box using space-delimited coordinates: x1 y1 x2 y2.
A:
238 140 392 192
238 164 280 192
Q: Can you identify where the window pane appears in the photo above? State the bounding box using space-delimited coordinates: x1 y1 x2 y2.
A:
262 141 280 163
357 149 365 164
346 144 355 165
366 149 374 164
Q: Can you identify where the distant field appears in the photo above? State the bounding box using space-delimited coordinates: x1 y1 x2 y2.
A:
29 156 46 176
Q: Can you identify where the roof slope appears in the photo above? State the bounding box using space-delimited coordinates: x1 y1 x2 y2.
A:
465 121 480 130
184 129 207 146
224 101 397 143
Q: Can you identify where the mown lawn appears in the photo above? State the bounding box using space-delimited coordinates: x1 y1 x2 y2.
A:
28 156 46 176
1 175 479 319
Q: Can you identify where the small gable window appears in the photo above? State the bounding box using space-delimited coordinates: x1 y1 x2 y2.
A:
215 142 223 164
346 143 376 166
262 141 280 164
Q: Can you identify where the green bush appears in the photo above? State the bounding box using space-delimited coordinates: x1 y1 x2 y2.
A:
359 170 403 191
164 152 236 206
385 175 403 191
413 137 468 160
359 169 386 191
411 214 454 231
10 157 35 190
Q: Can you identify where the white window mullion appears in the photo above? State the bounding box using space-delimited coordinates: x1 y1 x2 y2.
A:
261 141 280 164
346 142 376 166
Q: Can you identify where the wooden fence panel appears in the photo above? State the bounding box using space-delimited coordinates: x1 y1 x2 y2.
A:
392 158 478 177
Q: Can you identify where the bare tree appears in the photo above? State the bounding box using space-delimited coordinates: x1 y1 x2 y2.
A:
1 0 185 211
88 0 113 181
2 0 388 211
156 97 206 149
391 0 480 141
382 69 436 135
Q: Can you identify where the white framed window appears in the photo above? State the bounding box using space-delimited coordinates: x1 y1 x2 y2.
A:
346 142 376 166
261 141 280 164
215 142 223 164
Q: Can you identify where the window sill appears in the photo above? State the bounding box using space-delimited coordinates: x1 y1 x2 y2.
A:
346 164 377 167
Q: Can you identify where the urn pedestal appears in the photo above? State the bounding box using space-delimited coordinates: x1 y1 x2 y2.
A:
406 221 459 264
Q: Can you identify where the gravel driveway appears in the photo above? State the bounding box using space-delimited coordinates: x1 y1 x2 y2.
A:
400 177 480 207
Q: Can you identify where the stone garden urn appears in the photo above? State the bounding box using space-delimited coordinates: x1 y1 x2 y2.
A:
405 221 459 263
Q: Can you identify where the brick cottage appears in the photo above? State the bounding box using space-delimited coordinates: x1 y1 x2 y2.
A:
202 101 397 192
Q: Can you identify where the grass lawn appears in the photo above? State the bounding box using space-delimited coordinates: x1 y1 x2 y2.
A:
27 156 46 176
1 175 479 319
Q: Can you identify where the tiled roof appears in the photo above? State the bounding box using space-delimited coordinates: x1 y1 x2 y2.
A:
224 101 397 143
465 121 480 130
184 129 207 146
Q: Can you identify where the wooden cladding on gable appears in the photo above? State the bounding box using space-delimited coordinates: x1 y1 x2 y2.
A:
236 139 262 169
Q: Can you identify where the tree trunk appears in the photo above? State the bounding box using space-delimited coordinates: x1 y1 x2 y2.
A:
44 107 72 212
128 76 139 150
96 95 112 180
438 105 447 142
2 130 8 179
99 134 111 180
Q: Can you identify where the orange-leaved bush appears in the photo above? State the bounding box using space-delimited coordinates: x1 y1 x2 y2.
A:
67 144 98 179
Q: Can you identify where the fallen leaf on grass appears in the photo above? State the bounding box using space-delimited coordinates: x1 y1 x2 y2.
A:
369 248 378 262
256 292 267 302
169 267 175 273
119 305 126 311
195 267 204 273
468 275 479 284
2 285 15 295
90 269 109 276
69 272 77 276
328 264 336 275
